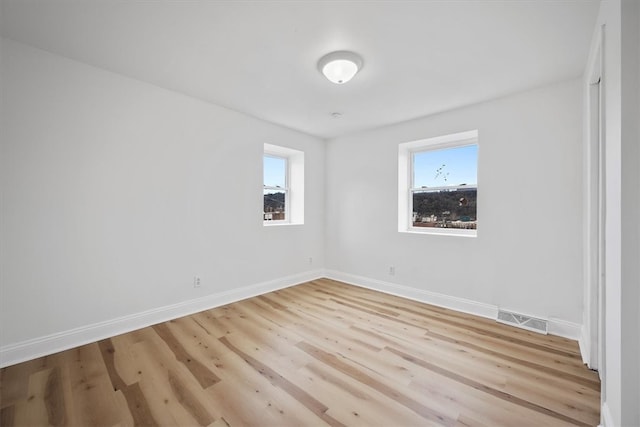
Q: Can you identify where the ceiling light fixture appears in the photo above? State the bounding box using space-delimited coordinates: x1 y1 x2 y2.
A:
318 51 363 84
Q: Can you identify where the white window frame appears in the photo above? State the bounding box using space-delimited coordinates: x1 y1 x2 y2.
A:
398 130 478 237
263 143 304 226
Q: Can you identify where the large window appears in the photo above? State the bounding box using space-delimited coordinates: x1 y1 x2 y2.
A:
263 143 304 225
399 130 478 236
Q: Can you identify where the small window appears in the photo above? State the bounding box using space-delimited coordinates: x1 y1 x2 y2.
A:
263 155 288 222
263 144 304 225
399 130 478 236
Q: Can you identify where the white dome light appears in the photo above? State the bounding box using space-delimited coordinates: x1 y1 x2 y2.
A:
318 51 363 84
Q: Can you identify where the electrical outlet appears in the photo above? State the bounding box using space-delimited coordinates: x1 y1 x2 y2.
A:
389 266 395 276
193 276 201 288
309 257 313 265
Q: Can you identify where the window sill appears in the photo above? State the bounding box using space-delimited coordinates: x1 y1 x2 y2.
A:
401 228 477 238
263 221 304 227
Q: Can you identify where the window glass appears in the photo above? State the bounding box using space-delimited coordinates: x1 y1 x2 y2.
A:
410 143 478 231
263 155 287 188
412 188 477 229
263 143 304 225
413 145 478 188
263 189 286 221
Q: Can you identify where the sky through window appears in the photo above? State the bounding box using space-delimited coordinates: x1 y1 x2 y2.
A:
413 144 477 188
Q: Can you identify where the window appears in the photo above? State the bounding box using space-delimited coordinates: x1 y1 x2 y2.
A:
398 130 478 236
263 155 288 222
263 143 304 225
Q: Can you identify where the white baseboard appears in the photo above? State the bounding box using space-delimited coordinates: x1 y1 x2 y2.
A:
547 317 582 341
3 269 583 368
0 269 324 368
324 270 498 320
600 401 613 427
579 325 592 366
324 270 582 341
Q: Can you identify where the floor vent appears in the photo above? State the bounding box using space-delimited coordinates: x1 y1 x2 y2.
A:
497 310 548 334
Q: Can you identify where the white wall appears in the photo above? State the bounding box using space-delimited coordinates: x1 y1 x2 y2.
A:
325 79 584 327
0 39 325 360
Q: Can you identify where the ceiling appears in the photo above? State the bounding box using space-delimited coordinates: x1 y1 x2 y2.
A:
0 0 600 139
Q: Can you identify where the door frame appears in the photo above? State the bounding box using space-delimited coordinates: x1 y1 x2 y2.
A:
583 25 605 380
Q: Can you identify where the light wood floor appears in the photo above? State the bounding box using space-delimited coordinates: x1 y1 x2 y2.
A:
0 278 600 426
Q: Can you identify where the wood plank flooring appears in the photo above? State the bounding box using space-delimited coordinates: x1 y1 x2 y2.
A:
0 278 601 426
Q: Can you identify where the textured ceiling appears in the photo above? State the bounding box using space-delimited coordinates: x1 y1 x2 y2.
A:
0 0 600 138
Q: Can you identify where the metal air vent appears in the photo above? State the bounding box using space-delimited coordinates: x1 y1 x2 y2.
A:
497 310 548 334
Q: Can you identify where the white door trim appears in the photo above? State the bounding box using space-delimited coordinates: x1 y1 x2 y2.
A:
584 25 605 377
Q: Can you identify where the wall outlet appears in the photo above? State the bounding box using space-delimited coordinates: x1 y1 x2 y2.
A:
389 266 395 276
193 276 201 288
309 257 313 265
